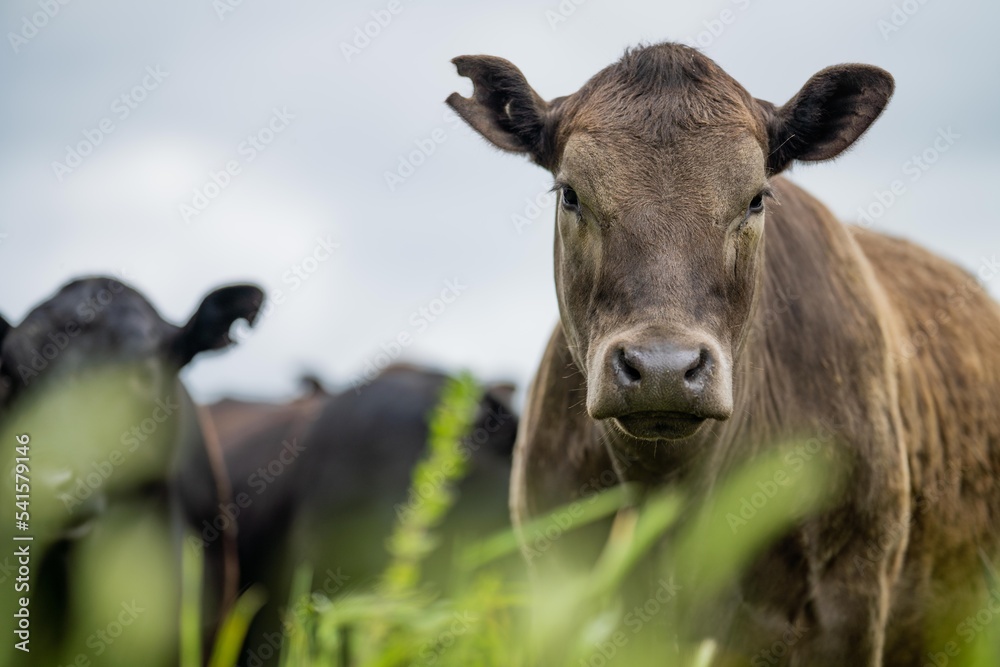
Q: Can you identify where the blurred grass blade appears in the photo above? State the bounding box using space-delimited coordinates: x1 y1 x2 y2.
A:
588 491 683 594
381 372 480 597
673 446 840 599
181 538 204 667
280 565 315 667
461 482 642 570
209 586 267 667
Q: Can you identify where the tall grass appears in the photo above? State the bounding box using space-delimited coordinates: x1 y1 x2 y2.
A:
7 368 997 665
266 372 1000 666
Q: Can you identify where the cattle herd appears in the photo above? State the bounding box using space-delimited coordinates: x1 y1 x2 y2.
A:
2 41 1000 667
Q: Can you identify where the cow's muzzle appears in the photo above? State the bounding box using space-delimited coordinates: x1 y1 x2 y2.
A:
587 331 733 440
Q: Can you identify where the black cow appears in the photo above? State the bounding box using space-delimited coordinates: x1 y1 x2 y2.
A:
193 365 518 667
0 276 262 667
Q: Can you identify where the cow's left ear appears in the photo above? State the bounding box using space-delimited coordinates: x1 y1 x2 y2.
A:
475 381 518 456
759 64 894 175
0 315 12 404
172 285 264 366
0 314 11 350
482 382 516 414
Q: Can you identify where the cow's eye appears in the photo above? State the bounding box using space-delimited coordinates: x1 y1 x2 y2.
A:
561 186 580 212
748 192 765 215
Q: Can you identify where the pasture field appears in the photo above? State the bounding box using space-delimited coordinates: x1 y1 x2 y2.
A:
168 374 1000 667
5 371 999 666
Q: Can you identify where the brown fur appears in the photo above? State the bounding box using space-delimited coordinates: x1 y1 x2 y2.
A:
449 42 1000 665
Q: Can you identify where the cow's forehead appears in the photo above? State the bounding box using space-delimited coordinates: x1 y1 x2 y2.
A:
559 43 765 148
5 278 174 366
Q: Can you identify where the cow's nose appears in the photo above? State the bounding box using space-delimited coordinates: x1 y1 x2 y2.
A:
613 344 713 394
588 332 733 432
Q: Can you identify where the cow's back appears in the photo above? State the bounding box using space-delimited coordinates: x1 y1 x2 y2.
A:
853 227 1000 657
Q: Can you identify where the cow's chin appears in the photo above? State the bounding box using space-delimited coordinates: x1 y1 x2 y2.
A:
612 411 707 441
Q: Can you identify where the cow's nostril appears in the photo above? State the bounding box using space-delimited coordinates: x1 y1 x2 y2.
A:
684 347 711 382
616 348 642 384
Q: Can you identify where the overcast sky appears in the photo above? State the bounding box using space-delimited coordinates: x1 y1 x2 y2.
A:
1 0 998 403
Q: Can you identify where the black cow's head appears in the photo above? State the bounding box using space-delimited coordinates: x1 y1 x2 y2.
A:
0 276 263 532
0 277 263 407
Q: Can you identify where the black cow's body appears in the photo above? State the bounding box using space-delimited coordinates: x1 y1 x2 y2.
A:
194 365 518 666
0 276 262 667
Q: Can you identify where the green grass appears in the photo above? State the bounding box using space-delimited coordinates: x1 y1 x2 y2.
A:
261 371 1000 666
8 367 998 665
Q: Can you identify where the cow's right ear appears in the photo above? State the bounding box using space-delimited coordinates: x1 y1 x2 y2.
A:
171 285 264 367
447 55 559 168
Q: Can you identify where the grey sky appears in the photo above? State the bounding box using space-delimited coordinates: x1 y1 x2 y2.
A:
1 0 997 402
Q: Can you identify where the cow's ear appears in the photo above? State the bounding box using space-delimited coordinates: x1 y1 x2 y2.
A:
0 314 11 350
172 285 264 366
476 381 518 457
447 55 560 168
0 315 12 405
483 382 515 413
759 64 894 175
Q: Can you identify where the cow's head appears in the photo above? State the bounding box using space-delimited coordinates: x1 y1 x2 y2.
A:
0 277 263 533
0 277 263 408
449 43 892 442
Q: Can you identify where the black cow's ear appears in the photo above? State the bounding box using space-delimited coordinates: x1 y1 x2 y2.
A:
447 55 560 168
476 381 518 457
483 382 516 413
0 314 11 349
172 285 264 367
759 64 894 175
0 315 12 405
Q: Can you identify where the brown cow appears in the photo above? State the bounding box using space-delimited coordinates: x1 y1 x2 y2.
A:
448 43 1000 665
